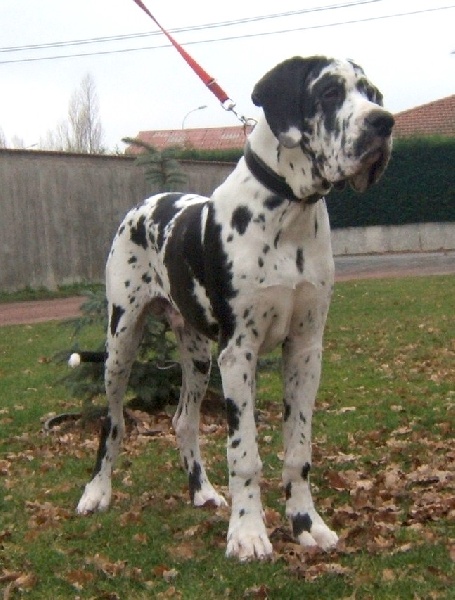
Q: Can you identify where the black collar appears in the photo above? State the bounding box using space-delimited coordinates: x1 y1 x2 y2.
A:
244 142 322 204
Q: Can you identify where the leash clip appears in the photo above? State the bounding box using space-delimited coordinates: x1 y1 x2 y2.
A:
222 99 257 131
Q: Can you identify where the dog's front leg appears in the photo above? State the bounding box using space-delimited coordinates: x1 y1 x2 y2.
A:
218 345 273 561
282 334 339 551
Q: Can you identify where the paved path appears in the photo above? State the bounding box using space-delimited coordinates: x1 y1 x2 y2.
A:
0 252 453 326
335 250 455 281
0 296 85 326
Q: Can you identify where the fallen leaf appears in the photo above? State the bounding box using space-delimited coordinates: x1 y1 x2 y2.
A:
244 584 270 598
382 568 396 582
65 568 95 590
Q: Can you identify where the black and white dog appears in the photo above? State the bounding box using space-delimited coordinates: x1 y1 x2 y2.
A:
76 56 393 561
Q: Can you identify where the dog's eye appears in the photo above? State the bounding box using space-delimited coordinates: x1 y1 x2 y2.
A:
322 87 341 101
365 86 376 101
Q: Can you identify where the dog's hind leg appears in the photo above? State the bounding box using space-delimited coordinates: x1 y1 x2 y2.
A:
171 322 228 508
77 301 147 514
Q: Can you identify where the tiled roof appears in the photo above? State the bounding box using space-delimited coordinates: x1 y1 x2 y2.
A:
393 94 455 138
125 125 253 154
125 95 455 154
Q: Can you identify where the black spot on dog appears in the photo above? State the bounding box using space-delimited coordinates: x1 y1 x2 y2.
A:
165 202 218 340
285 482 292 500
154 272 163 287
292 513 313 538
296 248 304 273
189 461 202 503
130 214 148 250
264 195 285 210
231 439 241 449
152 193 185 250
92 416 112 477
283 402 291 422
110 304 125 336
231 205 253 235
226 397 240 437
235 334 245 347
127 256 137 265
301 462 311 480
204 205 237 348
142 273 152 284
193 359 210 375
273 230 281 249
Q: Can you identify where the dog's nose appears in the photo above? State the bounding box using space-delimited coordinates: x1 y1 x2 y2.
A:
366 110 395 137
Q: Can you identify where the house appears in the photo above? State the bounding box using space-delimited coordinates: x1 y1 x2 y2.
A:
125 125 253 154
393 94 455 138
125 94 455 154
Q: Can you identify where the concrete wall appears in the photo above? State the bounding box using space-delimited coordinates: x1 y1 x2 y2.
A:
331 222 455 255
0 149 453 292
0 149 233 292
1 150 147 291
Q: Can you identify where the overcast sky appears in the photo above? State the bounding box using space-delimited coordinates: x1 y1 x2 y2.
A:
0 0 453 150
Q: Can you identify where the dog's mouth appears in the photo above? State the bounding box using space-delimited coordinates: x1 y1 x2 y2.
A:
347 140 391 193
328 133 392 194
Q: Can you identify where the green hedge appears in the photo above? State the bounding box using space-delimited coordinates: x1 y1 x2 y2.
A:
179 137 455 229
327 137 455 228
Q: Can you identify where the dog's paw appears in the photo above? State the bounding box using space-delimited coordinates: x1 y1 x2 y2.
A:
193 484 228 509
291 511 338 551
298 523 339 550
76 478 111 514
226 516 273 561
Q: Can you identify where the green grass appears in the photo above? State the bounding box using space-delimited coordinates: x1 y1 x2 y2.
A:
0 283 104 304
0 276 454 599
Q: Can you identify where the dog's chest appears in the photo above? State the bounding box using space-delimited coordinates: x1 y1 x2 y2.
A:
152 191 333 343
218 198 333 291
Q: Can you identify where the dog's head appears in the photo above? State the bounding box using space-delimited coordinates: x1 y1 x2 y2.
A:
252 56 394 193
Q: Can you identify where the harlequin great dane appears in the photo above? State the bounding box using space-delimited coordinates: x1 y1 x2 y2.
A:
76 55 394 561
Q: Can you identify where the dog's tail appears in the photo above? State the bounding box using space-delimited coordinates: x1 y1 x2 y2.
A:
68 351 107 368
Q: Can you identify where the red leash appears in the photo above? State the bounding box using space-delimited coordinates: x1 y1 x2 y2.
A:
131 0 248 120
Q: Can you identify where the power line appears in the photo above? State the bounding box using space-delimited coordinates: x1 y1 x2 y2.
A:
1 1 384 54
0 4 453 65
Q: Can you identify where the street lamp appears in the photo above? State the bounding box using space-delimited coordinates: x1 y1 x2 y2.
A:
181 105 207 129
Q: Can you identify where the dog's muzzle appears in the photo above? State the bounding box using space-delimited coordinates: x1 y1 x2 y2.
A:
348 109 394 193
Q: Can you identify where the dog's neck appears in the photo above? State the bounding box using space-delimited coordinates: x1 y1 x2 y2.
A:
245 117 332 202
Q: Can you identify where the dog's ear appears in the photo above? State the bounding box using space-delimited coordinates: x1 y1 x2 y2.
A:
252 56 330 148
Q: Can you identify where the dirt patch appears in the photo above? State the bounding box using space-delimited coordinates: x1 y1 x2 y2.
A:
0 297 84 326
